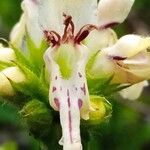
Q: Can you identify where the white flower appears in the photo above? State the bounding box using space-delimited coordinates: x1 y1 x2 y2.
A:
12 0 139 149
89 35 150 84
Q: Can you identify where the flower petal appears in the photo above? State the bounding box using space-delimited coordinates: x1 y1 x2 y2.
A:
10 14 26 48
21 0 43 46
62 0 97 33
105 35 150 58
86 50 114 78
84 29 117 57
44 44 90 149
38 0 97 34
97 0 135 28
119 81 149 100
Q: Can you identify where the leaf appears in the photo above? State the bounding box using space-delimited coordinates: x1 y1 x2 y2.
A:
7 61 49 104
26 31 48 75
10 44 32 69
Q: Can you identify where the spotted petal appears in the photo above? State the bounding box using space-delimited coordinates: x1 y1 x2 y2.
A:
44 44 91 149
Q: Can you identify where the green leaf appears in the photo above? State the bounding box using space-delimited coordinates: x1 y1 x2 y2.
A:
8 61 49 103
10 44 32 69
0 60 14 71
26 31 48 75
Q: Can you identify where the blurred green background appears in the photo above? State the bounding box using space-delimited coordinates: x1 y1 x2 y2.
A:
0 0 150 150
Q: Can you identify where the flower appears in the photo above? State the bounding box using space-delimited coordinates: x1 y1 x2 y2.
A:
10 0 150 150
88 35 150 84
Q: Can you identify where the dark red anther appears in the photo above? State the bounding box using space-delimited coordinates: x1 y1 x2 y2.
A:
75 24 97 44
62 13 75 43
43 30 61 47
100 22 119 30
112 56 127 61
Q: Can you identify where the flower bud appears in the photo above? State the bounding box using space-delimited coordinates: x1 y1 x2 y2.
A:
20 99 53 137
0 45 16 63
0 67 26 96
85 96 112 125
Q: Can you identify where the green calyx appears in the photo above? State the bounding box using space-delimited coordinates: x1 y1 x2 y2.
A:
20 99 53 137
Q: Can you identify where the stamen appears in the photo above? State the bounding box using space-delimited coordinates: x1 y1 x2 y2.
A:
100 22 119 30
111 56 127 61
62 13 75 43
43 30 61 47
75 25 97 44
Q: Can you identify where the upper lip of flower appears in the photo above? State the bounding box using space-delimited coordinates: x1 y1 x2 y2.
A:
16 0 135 47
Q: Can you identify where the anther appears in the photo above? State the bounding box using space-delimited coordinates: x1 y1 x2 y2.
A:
62 13 75 43
44 30 61 47
74 24 97 44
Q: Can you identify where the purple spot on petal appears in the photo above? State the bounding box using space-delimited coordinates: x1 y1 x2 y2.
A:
78 99 83 109
67 89 70 97
68 110 73 143
81 83 86 95
54 98 60 110
78 72 82 78
52 87 57 92
67 97 71 108
55 76 58 80
31 0 38 4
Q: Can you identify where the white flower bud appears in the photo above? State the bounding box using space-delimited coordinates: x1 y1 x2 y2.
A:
0 67 26 96
0 45 16 63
